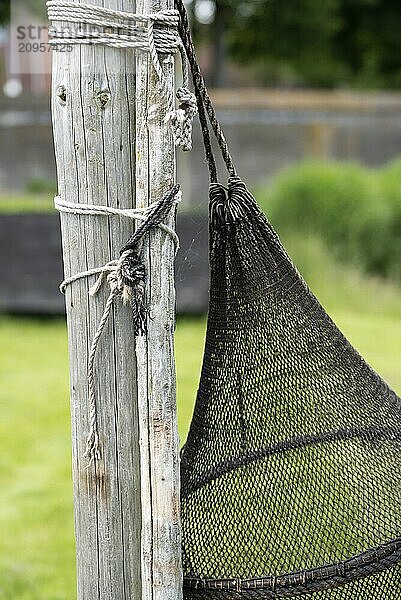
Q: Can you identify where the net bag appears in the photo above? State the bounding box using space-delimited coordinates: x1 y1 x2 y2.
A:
181 179 401 598
175 1 401 597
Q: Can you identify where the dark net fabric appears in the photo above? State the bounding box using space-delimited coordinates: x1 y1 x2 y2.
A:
181 178 401 599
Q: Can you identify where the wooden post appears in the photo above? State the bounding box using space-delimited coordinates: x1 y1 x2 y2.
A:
50 0 182 598
135 0 182 597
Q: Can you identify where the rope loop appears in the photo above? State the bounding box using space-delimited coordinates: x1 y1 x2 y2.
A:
175 0 239 180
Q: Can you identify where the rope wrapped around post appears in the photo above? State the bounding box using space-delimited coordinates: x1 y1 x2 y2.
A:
47 0 197 151
55 186 181 465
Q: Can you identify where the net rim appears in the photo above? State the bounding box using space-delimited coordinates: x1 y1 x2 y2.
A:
183 537 401 596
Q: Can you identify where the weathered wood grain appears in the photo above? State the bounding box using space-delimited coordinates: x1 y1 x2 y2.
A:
135 0 183 598
51 0 150 597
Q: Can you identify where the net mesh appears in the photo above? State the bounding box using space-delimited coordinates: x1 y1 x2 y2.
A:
181 178 401 598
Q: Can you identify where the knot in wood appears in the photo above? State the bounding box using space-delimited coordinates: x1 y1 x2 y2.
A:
56 85 67 103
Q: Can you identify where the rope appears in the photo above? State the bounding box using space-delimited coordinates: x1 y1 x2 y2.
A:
183 537 401 595
54 198 179 248
56 188 181 465
47 0 197 151
165 86 198 151
48 27 178 52
174 0 238 179
47 1 180 26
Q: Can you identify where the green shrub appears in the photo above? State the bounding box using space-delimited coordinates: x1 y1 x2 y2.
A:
377 160 401 280
25 178 57 195
257 160 401 281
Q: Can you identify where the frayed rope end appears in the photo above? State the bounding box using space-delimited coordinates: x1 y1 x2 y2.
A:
84 430 101 467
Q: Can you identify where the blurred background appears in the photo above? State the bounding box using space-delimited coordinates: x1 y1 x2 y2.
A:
0 0 400 598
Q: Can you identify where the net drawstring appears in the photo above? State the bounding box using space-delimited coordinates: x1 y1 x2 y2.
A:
174 0 238 182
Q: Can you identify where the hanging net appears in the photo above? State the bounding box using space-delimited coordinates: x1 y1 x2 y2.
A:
180 179 401 598
174 1 401 597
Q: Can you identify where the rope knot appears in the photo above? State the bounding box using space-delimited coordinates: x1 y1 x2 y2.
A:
176 86 197 110
120 253 146 290
118 251 147 333
165 86 198 151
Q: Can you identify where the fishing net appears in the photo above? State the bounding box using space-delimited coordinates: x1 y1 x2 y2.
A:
180 179 401 598
175 1 401 597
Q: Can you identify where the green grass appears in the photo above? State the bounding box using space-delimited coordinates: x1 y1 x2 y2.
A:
0 195 53 214
0 318 73 600
0 234 400 598
0 314 207 600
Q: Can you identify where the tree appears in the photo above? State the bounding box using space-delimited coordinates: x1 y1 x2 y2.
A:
192 0 401 88
227 0 343 86
0 0 10 24
335 0 401 88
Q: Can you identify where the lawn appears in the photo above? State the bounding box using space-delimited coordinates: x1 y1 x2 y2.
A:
0 233 400 599
0 195 53 214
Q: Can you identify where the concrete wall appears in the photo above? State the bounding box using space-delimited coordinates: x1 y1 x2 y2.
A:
180 90 401 205
2 90 401 195
0 96 55 192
